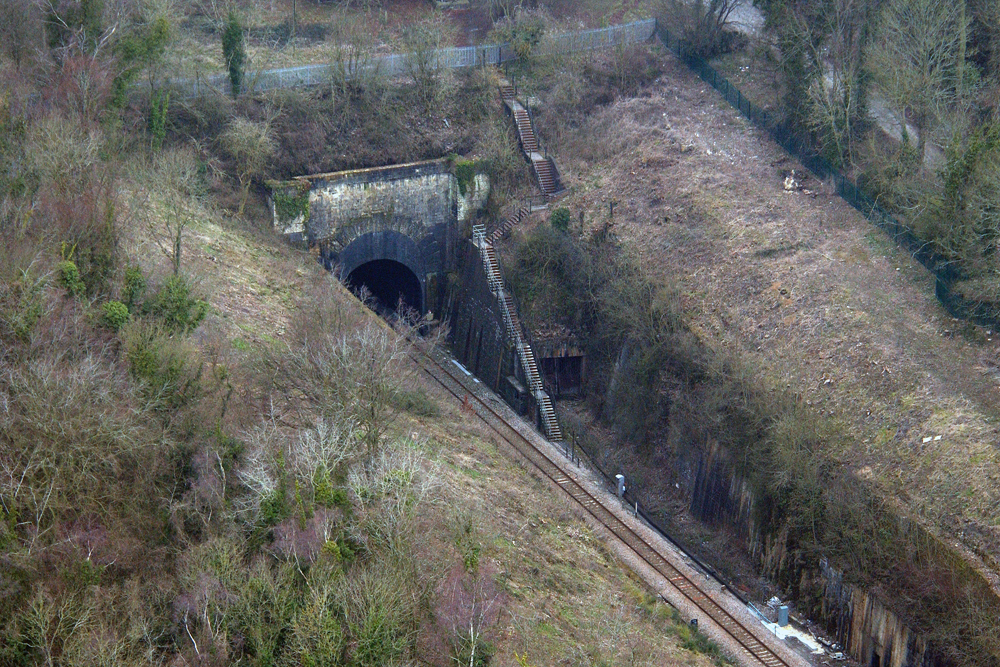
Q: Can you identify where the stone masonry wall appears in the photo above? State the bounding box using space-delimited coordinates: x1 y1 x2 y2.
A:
306 164 456 251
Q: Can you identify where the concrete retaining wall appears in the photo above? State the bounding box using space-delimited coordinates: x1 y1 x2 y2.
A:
449 242 531 414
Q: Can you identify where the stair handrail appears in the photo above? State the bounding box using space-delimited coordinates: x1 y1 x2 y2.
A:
476 241 520 337
475 236 542 393
472 223 486 247
479 222 557 393
483 238 550 394
478 239 561 438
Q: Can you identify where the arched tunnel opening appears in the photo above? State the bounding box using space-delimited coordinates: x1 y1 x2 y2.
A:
346 259 422 314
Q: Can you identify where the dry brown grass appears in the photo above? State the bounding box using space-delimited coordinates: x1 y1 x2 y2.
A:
530 48 1000 591
393 376 722 667
0 118 716 665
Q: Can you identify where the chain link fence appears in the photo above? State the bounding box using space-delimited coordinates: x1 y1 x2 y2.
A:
655 22 1000 331
162 19 655 100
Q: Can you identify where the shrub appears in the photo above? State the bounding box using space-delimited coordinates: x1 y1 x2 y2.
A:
392 388 441 417
56 260 85 298
123 265 146 312
122 320 204 412
259 486 289 527
314 469 350 510
490 14 544 60
143 275 208 333
0 269 46 345
101 300 129 331
341 568 417 667
0 352 171 565
322 534 356 564
287 585 346 665
549 207 571 231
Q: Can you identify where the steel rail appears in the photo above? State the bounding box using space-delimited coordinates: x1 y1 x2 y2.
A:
409 342 792 667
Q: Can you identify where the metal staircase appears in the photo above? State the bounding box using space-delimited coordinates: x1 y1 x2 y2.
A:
472 224 563 442
488 205 529 243
498 76 565 198
499 82 516 103
512 107 540 152
532 157 559 196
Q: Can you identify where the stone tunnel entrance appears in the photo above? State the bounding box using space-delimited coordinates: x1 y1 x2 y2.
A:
270 158 490 320
346 259 423 314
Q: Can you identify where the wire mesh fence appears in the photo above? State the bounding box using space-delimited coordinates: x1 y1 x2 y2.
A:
655 22 1000 331
537 19 656 56
161 19 655 100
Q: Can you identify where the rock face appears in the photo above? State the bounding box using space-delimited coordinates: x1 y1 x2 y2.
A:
677 438 935 667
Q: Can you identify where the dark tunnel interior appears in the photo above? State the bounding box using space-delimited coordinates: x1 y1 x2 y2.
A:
346 259 422 314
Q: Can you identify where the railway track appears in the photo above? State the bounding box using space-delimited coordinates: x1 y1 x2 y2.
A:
411 342 794 667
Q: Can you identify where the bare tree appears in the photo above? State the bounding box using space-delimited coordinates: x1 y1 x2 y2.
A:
403 20 445 109
0 0 44 68
866 0 971 161
149 146 202 275
804 0 874 166
971 0 1000 113
269 312 417 458
437 562 505 667
327 7 384 106
219 115 275 216
659 0 746 57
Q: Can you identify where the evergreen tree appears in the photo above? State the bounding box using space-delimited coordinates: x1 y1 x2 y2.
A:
222 10 245 98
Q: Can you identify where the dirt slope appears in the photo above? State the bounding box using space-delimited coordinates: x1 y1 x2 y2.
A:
545 50 1000 587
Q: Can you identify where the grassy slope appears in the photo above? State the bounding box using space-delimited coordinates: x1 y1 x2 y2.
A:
124 165 719 666
527 46 1000 591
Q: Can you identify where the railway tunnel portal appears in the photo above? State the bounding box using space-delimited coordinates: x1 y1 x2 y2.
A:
269 157 569 438
269 158 489 316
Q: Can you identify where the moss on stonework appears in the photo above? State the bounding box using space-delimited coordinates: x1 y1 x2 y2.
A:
272 184 310 225
450 157 484 196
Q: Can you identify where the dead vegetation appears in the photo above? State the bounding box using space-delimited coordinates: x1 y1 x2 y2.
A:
0 2 727 665
498 41 1000 664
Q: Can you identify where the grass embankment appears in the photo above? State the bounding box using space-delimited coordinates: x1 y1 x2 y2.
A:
1 189 721 665
499 42 1000 665
0 3 728 664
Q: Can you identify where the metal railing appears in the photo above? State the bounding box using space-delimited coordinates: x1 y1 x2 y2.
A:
159 19 655 100
473 229 562 438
